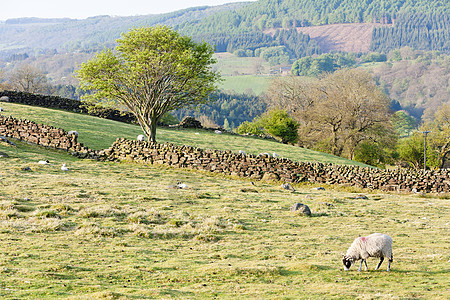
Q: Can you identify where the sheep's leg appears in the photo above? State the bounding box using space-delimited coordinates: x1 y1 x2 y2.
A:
358 260 364 272
375 257 384 270
363 260 368 271
387 258 392 272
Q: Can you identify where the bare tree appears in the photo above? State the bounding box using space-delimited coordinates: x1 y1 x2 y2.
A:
265 69 393 159
9 65 48 93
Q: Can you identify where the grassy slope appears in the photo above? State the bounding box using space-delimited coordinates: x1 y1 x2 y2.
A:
0 137 448 299
0 102 368 167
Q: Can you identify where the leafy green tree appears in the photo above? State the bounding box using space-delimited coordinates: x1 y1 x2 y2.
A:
77 26 220 142
397 134 427 169
392 110 417 137
259 109 299 144
223 118 231 130
420 103 450 168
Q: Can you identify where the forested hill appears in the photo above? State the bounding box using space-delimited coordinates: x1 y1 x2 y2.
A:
176 0 450 55
177 0 449 33
1 0 449 59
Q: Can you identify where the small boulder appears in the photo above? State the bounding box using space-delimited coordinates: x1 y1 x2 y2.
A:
290 203 311 216
262 172 280 181
0 96 9 102
281 183 295 192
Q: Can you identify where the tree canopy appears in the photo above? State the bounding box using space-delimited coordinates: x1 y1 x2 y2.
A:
77 26 220 142
265 69 394 160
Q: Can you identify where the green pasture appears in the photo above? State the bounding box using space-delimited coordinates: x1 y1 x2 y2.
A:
0 137 448 299
0 102 367 167
219 75 270 95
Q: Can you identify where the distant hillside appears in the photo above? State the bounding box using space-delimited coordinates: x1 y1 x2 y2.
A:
265 23 379 53
1 0 448 59
0 3 249 57
178 0 449 55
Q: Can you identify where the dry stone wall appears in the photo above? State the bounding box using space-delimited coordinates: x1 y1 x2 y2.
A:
0 90 137 124
100 138 450 194
0 115 89 152
1 114 449 193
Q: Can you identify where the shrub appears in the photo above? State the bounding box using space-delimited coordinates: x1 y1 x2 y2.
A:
235 121 264 136
259 110 299 144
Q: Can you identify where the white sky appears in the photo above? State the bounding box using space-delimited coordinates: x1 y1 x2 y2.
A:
0 0 256 21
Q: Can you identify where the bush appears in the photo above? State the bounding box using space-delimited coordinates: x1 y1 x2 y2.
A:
235 121 264 136
259 110 299 144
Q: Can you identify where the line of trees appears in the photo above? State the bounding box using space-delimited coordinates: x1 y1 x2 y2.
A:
236 69 448 169
371 13 450 54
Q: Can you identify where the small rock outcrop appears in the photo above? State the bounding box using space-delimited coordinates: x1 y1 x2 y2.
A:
290 203 311 216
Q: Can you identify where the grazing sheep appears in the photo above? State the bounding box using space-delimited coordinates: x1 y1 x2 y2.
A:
343 233 393 272
137 134 146 141
273 152 280 158
68 130 78 136
214 130 222 134
177 182 188 189
38 160 49 165
61 163 70 171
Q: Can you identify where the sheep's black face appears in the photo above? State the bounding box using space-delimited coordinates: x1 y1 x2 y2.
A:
343 256 352 270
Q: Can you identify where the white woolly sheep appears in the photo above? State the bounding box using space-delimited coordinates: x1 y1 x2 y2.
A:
273 152 280 158
239 150 246 155
61 163 69 171
137 134 146 141
68 130 78 136
343 233 393 272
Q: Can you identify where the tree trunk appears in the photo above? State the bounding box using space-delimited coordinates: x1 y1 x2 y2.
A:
149 121 157 143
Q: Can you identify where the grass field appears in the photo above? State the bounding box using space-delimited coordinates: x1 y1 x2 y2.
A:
0 139 448 299
0 102 368 167
214 52 272 95
220 75 270 95
0 104 448 299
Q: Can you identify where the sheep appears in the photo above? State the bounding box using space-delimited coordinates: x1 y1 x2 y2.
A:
137 134 146 141
239 150 246 155
214 130 222 134
68 130 78 136
273 152 280 158
177 182 188 189
38 160 49 165
61 163 70 171
0 107 3 112
343 233 393 272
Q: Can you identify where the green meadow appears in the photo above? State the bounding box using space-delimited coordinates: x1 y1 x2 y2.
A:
0 103 448 299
